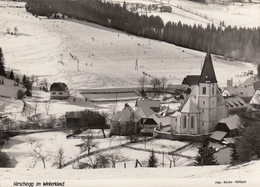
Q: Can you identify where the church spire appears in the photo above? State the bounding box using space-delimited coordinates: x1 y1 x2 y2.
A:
199 47 217 83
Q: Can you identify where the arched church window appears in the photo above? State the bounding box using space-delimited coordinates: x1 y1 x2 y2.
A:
183 115 187 129
191 116 194 129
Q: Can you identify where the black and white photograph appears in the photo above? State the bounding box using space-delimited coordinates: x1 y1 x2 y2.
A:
0 0 260 186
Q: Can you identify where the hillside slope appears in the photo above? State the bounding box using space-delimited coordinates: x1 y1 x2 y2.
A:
0 3 256 92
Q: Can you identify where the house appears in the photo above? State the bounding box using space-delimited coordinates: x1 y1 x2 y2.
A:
160 6 172 13
65 111 83 129
135 104 157 135
170 50 229 135
50 82 69 99
110 104 142 136
249 89 260 111
135 100 160 112
65 110 105 129
215 114 244 137
222 85 254 103
224 95 247 115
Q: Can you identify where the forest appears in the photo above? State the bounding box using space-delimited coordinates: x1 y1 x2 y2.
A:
25 0 260 62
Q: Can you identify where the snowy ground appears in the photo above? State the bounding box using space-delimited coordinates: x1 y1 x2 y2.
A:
0 1 256 94
117 0 260 28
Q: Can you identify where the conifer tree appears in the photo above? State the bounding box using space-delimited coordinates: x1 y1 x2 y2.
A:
147 150 158 167
230 145 239 165
0 47 6 77
9 70 14 80
194 138 218 166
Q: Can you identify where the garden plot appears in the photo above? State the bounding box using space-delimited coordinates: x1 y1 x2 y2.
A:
127 139 189 152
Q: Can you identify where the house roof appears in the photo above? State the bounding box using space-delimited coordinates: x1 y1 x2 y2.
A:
253 80 260 91
135 104 156 118
210 131 227 141
218 114 243 130
111 105 141 123
182 75 201 86
150 114 171 126
250 89 260 105
50 82 68 91
180 96 199 113
224 95 247 109
65 111 83 118
224 86 255 97
199 51 217 84
135 100 160 109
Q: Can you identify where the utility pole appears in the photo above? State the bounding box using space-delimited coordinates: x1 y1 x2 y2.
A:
135 59 138 71
77 59 79 71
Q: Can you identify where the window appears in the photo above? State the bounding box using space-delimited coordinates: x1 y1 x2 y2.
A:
183 116 187 128
52 92 56 95
203 87 206 94
191 116 194 129
59 92 62 95
212 85 214 94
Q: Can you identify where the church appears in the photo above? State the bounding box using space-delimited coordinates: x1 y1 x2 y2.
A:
170 50 229 135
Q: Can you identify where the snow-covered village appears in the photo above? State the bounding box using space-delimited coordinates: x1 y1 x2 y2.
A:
0 0 260 186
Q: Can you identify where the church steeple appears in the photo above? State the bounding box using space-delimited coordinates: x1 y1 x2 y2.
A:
199 47 217 84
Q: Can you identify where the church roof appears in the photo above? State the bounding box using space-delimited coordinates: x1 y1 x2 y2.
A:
180 96 199 113
199 51 217 84
182 75 200 86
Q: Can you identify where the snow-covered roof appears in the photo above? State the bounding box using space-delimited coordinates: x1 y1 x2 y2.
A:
210 131 227 141
180 96 199 113
150 114 171 126
224 95 247 109
135 104 156 118
250 89 260 105
225 86 255 97
135 100 160 109
218 114 243 130
111 106 141 123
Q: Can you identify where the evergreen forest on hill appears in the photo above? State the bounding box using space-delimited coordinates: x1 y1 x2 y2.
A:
25 0 260 63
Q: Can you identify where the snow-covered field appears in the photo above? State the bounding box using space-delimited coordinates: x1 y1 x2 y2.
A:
0 2 259 185
0 1 256 94
117 0 260 28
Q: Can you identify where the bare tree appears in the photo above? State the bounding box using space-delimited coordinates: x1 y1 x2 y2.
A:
126 112 137 142
166 147 180 167
100 111 108 138
52 147 66 169
80 130 99 155
150 77 161 89
26 136 36 147
138 75 148 90
109 105 117 115
161 76 168 90
166 153 180 167
30 142 51 169
106 147 129 168
45 100 51 115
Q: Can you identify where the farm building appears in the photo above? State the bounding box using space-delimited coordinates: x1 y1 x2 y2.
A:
65 110 105 129
160 6 172 13
50 82 70 99
249 89 260 111
110 104 142 136
222 85 254 103
135 99 160 112
214 114 244 137
224 95 247 115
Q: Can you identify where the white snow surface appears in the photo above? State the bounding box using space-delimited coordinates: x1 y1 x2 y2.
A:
0 1 256 93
